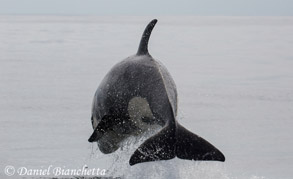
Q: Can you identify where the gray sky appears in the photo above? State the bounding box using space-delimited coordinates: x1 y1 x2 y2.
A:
0 0 292 16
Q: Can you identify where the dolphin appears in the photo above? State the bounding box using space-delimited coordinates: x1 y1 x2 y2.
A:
88 19 225 166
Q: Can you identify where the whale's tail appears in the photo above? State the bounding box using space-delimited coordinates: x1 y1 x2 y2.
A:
136 19 157 56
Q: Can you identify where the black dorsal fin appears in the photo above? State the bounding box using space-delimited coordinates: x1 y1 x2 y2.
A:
137 19 158 56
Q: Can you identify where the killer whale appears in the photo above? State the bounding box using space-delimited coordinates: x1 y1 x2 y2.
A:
88 19 225 165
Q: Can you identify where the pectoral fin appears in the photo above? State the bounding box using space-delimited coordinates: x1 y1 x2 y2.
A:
175 124 225 162
129 123 225 165
129 125 176 166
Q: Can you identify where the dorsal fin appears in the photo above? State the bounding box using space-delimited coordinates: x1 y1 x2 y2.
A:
137 19 158 56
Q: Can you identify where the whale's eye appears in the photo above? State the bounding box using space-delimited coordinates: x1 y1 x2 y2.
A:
141 116 156 125
114 119 138 135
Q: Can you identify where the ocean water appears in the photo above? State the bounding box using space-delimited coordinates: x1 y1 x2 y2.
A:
0 16 293 179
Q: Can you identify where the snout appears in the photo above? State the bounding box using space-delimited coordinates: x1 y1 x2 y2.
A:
88 130 103 142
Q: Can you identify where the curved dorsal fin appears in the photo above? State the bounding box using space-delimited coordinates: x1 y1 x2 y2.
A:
137 19 158 56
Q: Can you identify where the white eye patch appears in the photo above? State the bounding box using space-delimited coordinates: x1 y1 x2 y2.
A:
127 97 154 130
